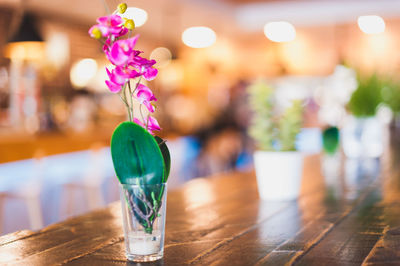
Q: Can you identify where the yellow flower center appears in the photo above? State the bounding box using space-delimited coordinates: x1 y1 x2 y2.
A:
91 27 102 39
118 3 127 14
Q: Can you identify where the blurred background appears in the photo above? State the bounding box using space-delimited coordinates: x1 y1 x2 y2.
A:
0 0 399 235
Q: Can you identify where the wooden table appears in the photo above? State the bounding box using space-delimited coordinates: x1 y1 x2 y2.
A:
2 152 400 265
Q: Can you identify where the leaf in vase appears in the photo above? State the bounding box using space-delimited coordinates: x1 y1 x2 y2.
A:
111 121 165 185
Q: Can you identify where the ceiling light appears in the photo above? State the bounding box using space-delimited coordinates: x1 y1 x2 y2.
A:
264 21 296 42
357 15 385 34
46 33 69 68
119 7 148 27
5 13 44 60
182 27 216 48
70 58 97 88
150 47 172 68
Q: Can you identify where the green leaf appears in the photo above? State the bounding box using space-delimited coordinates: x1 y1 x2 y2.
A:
278 100 303 151
154 136 171 182
322 126 339 155
248 80 276 151
111 121 165 185
348 73 383 117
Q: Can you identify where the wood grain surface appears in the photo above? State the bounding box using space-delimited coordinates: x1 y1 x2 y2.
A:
2 148 400 265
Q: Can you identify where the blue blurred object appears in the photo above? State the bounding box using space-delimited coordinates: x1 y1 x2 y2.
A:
236 151 253 171
180 136 201 180
296 127 322 154
166 136 201 187
0 148 117 235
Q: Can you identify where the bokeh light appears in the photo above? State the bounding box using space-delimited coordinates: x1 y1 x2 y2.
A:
182 27 216 48
264 21 296 42
357 15 385 34
119 7 148 27
70 58 98 88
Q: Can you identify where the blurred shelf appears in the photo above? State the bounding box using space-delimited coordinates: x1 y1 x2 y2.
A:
0 127 114 163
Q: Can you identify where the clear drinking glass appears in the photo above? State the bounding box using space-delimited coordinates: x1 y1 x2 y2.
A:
120 183 167 262
342 116 384 158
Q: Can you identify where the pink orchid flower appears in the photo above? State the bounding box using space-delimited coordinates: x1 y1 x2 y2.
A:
136 84 157 113
106 67 126 85
105 79 122 93
89 14 127 38
104 66 142 94
107 35 139 66
147 116 161 132
102 38 112 53
133 116 161 135
142 66 158 81
115 66 141 80
130 56 158 81
90 13 161 130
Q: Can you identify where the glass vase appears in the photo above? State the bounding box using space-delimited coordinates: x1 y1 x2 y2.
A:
342 116 384 158
120 183 167 262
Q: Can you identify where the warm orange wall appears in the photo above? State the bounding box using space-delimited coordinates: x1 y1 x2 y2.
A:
2 11 400 93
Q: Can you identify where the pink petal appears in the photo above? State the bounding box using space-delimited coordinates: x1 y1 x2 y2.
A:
108 42 130 65
115 66 129 78
137 84 157 101
97 16 109 24
97 15 123 27
105 80 122 93
127 69 141 79
143 67 158 81
133 116 160 134
147 116 161 131
109 26 124 36
133 50 142 56
137 90 152 102
97 25 110 37
143 100 155 113
134 118 145 127
106 67 112 79
88 25 98 37
118 27 129 37
108 14 123 27
102 37 112 52
134 56 156 66
109 68 126 85
127 35 140 48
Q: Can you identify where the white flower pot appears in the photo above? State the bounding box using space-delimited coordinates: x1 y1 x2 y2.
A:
253 151 303 201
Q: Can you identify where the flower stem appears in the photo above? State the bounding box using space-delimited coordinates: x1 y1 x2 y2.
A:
127 80 134 119
119 94 132 121
101 0 110 14
134 76 143 92
139 104 148 130
130 76 143 124
97 39 106 46
120 83 132 121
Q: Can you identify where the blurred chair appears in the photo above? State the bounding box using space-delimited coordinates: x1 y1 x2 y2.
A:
60 143 108 219
167 136 200 189
0 150 45 234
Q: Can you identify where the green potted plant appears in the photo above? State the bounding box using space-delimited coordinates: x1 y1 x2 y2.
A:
343 73 384 158
381 77 400 127
89 3 170 262
248 80 304 200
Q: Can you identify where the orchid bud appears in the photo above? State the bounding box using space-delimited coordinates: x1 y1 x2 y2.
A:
91 27 102 39
118 3 127 14
124 19 135 30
